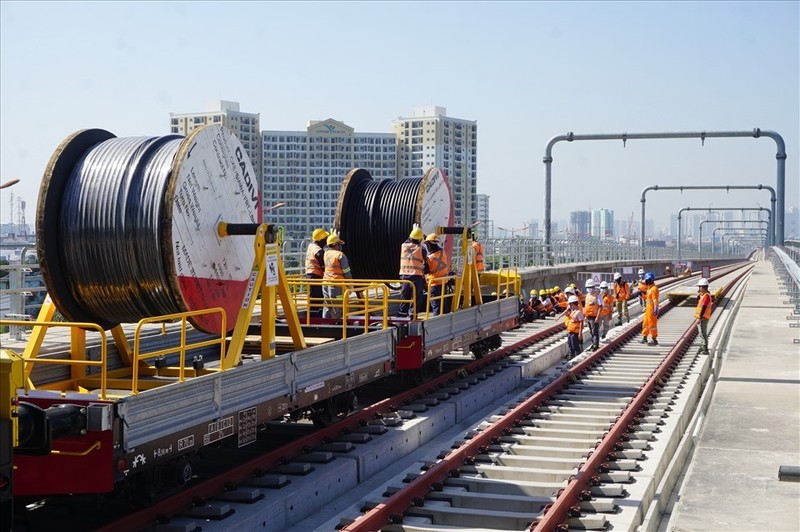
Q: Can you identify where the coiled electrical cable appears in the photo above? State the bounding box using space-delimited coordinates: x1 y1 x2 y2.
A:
336 169 430 280
37 125 260 333
59 136 183 322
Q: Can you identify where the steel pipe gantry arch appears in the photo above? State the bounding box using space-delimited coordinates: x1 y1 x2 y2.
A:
640 184 776 247
542 128 787 263
676 206 771 259
701 219 770 253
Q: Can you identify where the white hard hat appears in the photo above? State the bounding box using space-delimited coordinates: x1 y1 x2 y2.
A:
697 278 709 287
613 272 622 280
568 295 579 304
585 279 595 288
564 286 575 294
599 281 609 289
638 268 645 275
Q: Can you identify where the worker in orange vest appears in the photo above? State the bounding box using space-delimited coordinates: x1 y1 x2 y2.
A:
398 224 429 318
640 272 659 345
583 279 602 351
424 233 450 316
613 272 630 325
322 232 352 319
305 228 329 318
695 278 712 354
564 295 584 359
636 268 647 307
470 231 485 274
598 281 615 340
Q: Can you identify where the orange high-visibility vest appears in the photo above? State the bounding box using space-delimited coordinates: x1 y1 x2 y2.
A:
425 250 449 283
566 309 584 334
584 292 601 318
601 293 615 316
305 242 325 277
694 292 712 319
471 241 485 272
323 250 347 279
555 292 568 310
638 279 647 296
399 242 425 276
614 280 630 300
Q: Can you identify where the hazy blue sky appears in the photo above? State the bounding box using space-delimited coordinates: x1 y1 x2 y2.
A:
1 1 798 235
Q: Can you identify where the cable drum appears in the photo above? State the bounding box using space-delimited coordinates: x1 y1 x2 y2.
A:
36 125 261 334
334 167 453 280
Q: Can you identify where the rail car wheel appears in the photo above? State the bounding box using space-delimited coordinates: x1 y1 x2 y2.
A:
310 392 357 428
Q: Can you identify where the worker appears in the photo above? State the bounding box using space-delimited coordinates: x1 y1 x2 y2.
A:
695 278 712 354
540 289 555 317
598 281 615 340
398 224 429 318
613 272 630 325
572 283 585 305
305 228 329 318
470 231 485 274
322 232 352 319
424 233 450 316
525 289 540 321
682 265 693 278
665 264 673 277
553 285 568 311
564 295 584 359
533 289 548 318
583 279 601 351
641 272 659 345
636 268 647 307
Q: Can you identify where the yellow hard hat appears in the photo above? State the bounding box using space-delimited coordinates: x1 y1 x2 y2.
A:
312 228 330 242
539 289 546 295
569 283 576 288
554 285 561 292
327 234 343 246
530 289 536 296
425 233 439 243
410 225 424 241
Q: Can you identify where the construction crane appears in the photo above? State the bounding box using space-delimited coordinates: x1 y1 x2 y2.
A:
497 223 530 238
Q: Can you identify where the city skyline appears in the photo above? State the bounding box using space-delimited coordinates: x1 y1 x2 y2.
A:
1 1 798 236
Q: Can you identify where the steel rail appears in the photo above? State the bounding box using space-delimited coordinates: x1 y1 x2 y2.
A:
533 263 753 531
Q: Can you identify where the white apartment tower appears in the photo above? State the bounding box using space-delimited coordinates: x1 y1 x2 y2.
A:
591 209 615 241
169 100 262 186
475 193 491 240
262 119 397 239
392 106 478 227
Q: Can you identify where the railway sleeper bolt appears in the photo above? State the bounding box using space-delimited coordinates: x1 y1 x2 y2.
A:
580 490 592 501
411 497 425 507
224 482 236 491
431 482 444 491
598 463 610 473
606 452 618 461
390 513 403 524
555 524 569 532
437 450 449 459
590 476 602 486
420 461 436 471
464 456 477 465
448 469 460 478
192 496 206 506
568 505 582 517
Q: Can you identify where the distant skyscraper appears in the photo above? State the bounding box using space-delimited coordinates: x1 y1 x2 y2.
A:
569 211 591 239
392 106 478 227
170 100 262 187
261 119 397 239
475 194 491 240
786 206 799 239
591 209 614 240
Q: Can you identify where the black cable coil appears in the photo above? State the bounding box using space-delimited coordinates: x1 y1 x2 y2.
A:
57 135 184 323
338 170 424 280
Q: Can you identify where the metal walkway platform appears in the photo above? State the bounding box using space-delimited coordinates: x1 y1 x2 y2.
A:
662 260 800 531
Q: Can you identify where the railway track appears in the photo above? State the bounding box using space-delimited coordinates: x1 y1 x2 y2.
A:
335 266 751 531
11 266 748 531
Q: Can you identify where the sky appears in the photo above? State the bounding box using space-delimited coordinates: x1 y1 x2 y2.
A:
1 1 798 236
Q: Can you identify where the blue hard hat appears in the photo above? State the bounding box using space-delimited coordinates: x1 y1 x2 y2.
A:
644 272 655 282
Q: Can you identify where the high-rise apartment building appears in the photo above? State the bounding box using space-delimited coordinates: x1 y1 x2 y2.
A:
475 193 491 240
169 100 262 186
568 211 591 239
392 106 478 227
261 119 397 239
591 209 615 241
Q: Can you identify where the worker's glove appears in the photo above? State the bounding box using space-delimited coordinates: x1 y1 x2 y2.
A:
653 305 659 315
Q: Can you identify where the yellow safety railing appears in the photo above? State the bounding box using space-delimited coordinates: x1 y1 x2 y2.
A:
483 267 521 298
131 307 227 395
287 278 418 322
0 319 109 399
342 284 389 338
423 274 457 317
